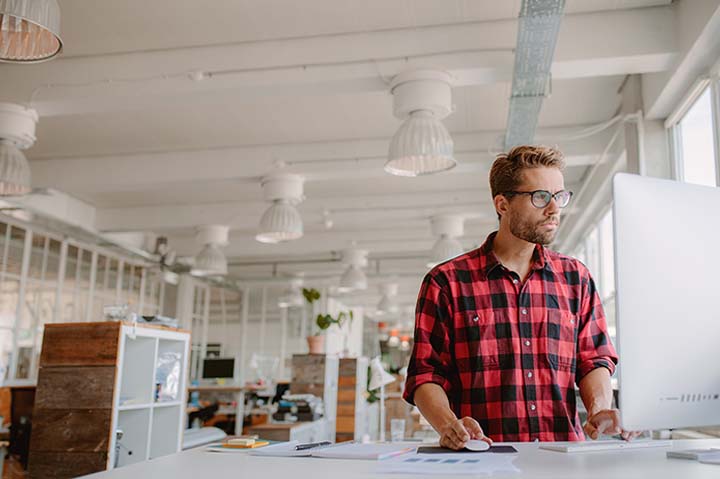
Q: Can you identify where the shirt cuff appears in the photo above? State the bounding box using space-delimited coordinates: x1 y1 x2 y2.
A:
576 357 617 384
402 372 453 406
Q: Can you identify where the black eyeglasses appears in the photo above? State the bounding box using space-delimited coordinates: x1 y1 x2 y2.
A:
502 190 573 209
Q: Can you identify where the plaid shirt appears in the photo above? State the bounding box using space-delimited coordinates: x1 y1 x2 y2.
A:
404 232 618 442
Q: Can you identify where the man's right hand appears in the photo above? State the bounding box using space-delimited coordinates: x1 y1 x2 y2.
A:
438 417 493 450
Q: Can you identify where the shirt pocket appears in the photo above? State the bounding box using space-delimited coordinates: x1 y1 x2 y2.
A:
454 310 513 372
544 309 578 372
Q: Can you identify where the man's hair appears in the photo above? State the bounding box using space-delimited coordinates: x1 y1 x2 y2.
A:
489 145 565 220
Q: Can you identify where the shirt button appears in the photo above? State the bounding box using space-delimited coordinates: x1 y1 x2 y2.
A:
527 372 533 378
521 309 528 315
570 318 575 324
524 340 531 347
512 279 519 284
472 316 479 322
530 404 536 411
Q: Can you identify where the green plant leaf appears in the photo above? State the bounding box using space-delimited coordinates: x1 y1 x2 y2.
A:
302 287 321 304
316 314 332 330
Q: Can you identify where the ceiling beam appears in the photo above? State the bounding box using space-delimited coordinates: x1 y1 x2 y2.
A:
95 178 581 233
30 127 610 194
0 6 676 117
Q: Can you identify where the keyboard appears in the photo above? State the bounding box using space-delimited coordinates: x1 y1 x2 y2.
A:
540 440 673 453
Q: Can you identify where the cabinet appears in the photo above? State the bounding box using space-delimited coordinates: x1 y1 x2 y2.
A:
28 322 190 479
335 357 368 442
289 354 338 442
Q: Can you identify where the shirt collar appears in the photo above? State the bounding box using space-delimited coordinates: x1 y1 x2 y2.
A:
477 231 553 280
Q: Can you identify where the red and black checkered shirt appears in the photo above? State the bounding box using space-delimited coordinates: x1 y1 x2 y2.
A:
403 232 618 442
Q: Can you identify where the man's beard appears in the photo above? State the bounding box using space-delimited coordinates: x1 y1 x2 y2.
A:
508 213 559 245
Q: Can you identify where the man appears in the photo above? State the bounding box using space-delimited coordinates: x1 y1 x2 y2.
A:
403 145 640 449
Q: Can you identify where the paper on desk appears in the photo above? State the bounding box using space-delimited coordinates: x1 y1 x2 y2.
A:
377 452 520 475
310 443 416 460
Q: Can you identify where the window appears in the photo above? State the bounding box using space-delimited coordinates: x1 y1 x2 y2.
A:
675 87 718 187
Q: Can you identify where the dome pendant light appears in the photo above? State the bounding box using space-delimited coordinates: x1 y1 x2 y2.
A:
191 225 229 277
0 0 63 63
256 174 305 244
385 70 456 177
427 214 465 268
0 103 38 196
338 246 368 292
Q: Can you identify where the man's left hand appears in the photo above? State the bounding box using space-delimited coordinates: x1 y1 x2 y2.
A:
584 409 643 441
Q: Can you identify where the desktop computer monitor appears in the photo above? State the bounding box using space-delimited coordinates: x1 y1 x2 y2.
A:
202 357 236 381
613 172 720 431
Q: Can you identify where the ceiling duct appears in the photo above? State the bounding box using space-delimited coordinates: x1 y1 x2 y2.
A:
504 0 566 149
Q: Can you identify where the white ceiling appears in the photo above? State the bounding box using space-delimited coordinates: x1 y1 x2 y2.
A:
0 0 684 312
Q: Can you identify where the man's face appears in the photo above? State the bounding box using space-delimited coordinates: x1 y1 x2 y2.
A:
499 167 565 245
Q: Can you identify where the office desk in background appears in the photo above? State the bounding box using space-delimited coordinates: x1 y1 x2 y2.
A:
81 439 720 478
187 385 246 435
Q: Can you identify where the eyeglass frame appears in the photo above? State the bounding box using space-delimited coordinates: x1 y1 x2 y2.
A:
501 189 574 209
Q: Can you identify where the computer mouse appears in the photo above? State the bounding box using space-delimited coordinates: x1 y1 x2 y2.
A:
465 439 491 451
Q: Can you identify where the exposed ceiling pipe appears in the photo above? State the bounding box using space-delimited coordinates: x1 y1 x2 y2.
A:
504 0 566 149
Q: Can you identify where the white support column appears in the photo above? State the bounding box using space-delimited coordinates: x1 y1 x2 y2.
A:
621 75 645 176
28 237 50 378
52 241 68 324
236 287 250 435
199 285 210 379
259 287 267 354
73 246 82 321
137 267 147 315
85 251 98 322
115 260 125 304
279 306 288 381
175 274 195 331
239 287 250 384
10 229 33 380
220 289 227 356
158 279 166 316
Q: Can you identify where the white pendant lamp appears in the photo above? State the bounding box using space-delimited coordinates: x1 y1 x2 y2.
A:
0 0 62 63
376 282 399 316
0 103 37 196
385 70 456 177
191 225 229 277
256 174 304 244
338 246 368 292
427 214 465 268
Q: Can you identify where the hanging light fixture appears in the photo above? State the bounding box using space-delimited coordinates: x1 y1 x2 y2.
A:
338 246 368 292
376 281 399 316
278 276 304 309
427 214 465 268
0 0 62 63
0 103 37 196
385 70 456 177
191 225 229 277
256 173 304 244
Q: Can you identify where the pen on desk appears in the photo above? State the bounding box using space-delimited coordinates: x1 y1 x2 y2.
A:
377 447 415 460
295 441 332 451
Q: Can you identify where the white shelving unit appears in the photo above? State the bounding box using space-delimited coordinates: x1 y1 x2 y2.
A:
110 325 190 469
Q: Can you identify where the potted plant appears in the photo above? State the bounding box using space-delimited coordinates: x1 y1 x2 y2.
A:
303 287 354 354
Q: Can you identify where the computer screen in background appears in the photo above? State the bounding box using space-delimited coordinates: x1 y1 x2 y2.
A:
202 357 236 380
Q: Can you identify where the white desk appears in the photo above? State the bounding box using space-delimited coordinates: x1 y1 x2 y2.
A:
80 439 720 478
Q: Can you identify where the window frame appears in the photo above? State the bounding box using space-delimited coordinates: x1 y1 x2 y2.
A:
666 76 720 186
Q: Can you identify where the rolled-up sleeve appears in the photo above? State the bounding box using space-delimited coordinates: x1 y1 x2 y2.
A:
403 273 457 406
575 270 619 384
